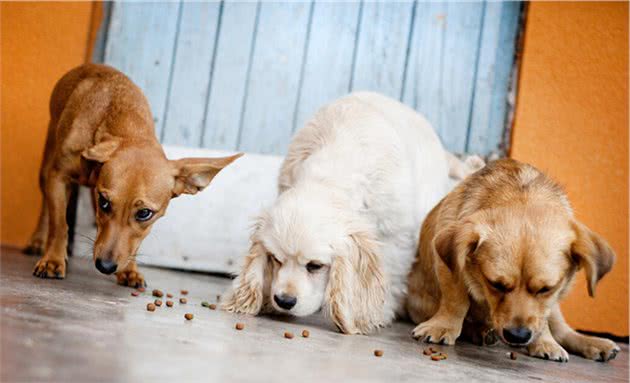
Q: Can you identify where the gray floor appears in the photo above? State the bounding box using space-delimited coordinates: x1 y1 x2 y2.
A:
1 246 627 383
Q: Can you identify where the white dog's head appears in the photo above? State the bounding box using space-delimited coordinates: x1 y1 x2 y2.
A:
222 185 386 334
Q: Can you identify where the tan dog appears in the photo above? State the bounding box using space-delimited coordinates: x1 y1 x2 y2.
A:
406 158 620 362
24 64 241 286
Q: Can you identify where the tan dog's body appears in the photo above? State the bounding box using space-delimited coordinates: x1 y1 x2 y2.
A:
26 64 241 285
406 159 620 362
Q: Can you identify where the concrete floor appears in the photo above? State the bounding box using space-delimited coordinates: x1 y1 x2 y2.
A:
1 246 627 383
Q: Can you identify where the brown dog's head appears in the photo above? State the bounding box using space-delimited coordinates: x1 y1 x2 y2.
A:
435 204 615 346
82 136 242 275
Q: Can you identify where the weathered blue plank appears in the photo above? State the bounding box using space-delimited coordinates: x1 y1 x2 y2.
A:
350 1 414 99
403 2 485 154
467 2 521 155
238 2 312 155
293 2 361 131
162 2 221 147
202 1 259 150
104 1 181 139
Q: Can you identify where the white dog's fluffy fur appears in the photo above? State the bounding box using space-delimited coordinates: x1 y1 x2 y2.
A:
222 92 459 334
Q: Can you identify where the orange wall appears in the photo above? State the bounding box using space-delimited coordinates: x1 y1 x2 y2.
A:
1 2 96 246
511 2 628 335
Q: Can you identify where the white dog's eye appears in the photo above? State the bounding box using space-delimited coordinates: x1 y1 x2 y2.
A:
306 262 323 273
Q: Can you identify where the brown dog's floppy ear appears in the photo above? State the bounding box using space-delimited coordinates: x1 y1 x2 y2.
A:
171 153 243 197
434 221 481 274
325 231 385 334
570 220 616 297
81 136 121 163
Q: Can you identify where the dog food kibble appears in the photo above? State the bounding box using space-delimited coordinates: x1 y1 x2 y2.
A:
301 330 310 338
137 287 146 292
208 304 217 310
184 313 193 320
179 298 187 304
201 301 209 307
152 289 163 298
166 300 174 307
374 350 384 357
235 323 245 330
131 291 140 297
509 352 517 360
154 299 162 307
423 348 432 356
284 332 294 339
146 303 156 312
181 290 188 295
430 353 448 361
167 293 173 298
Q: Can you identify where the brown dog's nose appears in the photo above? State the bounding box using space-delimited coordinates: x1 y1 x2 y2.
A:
503 327 532 345
95 258 117 275
274 294 297 310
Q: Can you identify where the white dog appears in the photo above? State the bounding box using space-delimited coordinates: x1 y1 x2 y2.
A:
222 92 464 334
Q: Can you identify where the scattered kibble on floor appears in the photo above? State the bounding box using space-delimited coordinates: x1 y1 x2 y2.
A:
166 300 173 307
184 313 193 320
423 348 432 356
374 350 384 357
208 304 217 310
167 293 173 298
201 301 209 307
235 323 245 330
152 289 163 298
302 330 310 338
180 298 187 304
131 291 139 297
137 287 146 293
154 299 162 307
146 303 156 312
181 290 188 295
510 352 517 360
284 332 294 339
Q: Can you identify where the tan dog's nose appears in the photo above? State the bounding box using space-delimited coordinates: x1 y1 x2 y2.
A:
95 258 118 275
502 327 532 345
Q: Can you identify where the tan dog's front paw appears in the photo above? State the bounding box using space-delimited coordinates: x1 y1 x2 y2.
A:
24 238 45 256
412 320 461 345
527 338 569 362
573 336 620 362
33 257 66 279
116 269 146 288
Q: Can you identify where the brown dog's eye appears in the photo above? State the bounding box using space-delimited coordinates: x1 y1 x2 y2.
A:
98 193 111 213
489 280 509 293
135 208 154 222
306 262 323 273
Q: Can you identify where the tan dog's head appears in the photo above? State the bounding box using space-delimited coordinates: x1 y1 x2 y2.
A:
435 205 615 346
82 137 242 275
223 186 385 334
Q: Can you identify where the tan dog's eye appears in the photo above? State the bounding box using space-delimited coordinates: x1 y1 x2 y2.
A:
489 280 509 293
536 286 551 295
98 193 111 213
135 208 154 222
306 262 323 273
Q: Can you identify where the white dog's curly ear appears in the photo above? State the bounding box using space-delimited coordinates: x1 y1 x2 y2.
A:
325 232 386 335
221 241 272 314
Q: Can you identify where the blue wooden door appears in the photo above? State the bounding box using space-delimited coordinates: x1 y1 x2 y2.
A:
102 1 522 156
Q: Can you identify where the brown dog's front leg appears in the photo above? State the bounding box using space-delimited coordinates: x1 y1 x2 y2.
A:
116 260 146 288
411 269 470 345
33 171 69 279
548 304 620 362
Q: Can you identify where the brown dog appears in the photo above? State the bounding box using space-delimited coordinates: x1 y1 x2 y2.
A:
406 158 620 362
24 64 242 286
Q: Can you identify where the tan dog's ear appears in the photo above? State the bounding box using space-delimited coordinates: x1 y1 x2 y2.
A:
434 221 482 274
325 231 385 334
221 240 273 314
81 137 121 163
570 220 616 297
171 153 243 197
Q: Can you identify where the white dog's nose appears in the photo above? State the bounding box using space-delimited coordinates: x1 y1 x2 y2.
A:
273 294 297 310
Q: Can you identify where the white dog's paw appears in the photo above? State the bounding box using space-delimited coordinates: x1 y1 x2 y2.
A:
527 339 570 362
412 320 460 345
573 336 620 362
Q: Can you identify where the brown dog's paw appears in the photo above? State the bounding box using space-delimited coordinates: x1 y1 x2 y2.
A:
412 320 460 345
33 257 66 279
23 238 45 256
527 339 569 362
116 269 146 288
574 337 620 362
